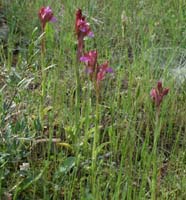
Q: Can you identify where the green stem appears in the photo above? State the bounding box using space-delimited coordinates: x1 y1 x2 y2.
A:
91 84 100 193
40 29 46 128
41 26 45 55
151 109 161 200
75 60 81 142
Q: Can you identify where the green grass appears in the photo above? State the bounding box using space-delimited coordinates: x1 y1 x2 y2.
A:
0 0 186 199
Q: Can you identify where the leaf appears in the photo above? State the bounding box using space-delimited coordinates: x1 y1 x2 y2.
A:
56 142 73 151
43 106 53 115
59 157 75 174
45 23 55 47
96 142 110 155
43 64 57 71
18 77 34 89
12 171 44 199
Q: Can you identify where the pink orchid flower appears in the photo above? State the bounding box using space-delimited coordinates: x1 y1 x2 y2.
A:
75 9 94 60
96 61 113 84
80 50 97 74
80 51 113 87
150 81 169 107
38 6 57 30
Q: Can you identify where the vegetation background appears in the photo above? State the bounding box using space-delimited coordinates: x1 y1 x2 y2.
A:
0 0 186 199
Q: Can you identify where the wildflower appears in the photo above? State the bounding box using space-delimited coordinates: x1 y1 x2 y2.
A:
80 50 97 74
38 6 57 30
75 9 94 38
75 9 94 60
96 61 113 84
150 81 169 107
80 51 113 87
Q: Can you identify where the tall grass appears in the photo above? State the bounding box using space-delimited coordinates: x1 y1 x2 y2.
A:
0 0 186 199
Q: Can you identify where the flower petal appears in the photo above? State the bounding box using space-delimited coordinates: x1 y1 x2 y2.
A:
157 81 163 93
162 88 169 96
88 31 94 37
150 88 157 100
80 56 91 62
50 16 57 22
106 67 113 73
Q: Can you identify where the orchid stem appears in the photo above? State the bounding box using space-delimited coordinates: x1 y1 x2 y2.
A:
151 108 161 200
91 83 100 194
41 26 45 55
74 58 81 143
40 28 46 128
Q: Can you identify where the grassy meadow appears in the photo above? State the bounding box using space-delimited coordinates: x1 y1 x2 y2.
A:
0 0 186 199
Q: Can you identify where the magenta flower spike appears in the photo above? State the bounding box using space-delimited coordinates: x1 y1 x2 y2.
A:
38 6 56 54
150 81 169 107
80 50 113 80
75 9 94 60
80 50 97 74
96 61 113 84
39 6 57 31
80 50 113 91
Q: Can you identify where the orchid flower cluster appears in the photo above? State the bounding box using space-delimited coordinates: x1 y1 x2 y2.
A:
80 50 113 86
38 6 57 31
75 9 94 60
38 6 170 108
150 81 169 109
75 9 113 89
38 6 57 53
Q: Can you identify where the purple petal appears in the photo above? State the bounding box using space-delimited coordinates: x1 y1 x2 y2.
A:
45 6 52 12
80 56 91 62
88 31 94 37
79 26 87 32
106 67 113 73
50 16 57 23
